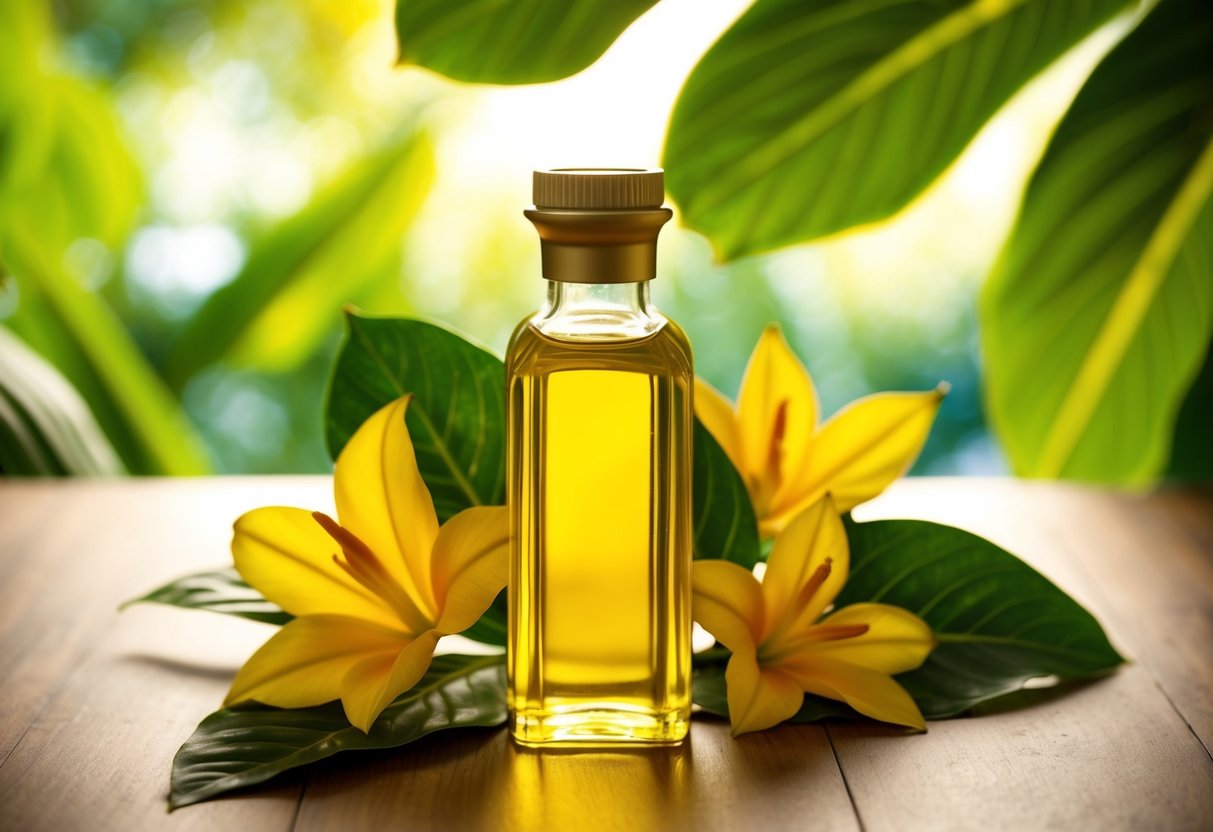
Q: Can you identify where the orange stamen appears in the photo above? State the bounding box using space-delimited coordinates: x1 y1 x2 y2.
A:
312 511 429 630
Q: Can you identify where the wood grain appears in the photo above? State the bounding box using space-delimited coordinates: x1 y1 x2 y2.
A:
0 477 1210 831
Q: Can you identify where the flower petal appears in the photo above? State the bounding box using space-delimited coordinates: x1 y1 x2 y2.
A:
783 386 946 517
692 560 764 652
224 614 405 709
430 506 509 634
811 603 935 674
725 646 804 736
781 658 926 730
760 497 848 641
736 325 819 498
694 378 744 475
339 630 442 732
334 396 439 618
232 506 400 627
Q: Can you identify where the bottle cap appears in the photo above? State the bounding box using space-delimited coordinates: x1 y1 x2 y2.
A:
533 168 665 210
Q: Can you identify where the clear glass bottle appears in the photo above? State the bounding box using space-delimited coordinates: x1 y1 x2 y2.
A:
506 169 692 746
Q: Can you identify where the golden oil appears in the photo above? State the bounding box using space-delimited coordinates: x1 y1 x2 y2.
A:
507 169 692 746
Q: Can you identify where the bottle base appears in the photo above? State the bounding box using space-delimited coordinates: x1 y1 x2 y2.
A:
509 703 690 747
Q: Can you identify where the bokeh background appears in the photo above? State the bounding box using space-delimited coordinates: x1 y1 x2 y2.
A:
3 0 1204 479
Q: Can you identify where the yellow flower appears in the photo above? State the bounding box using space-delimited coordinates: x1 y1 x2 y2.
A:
696 325 947 538
693 496 935 735
224 396 508 732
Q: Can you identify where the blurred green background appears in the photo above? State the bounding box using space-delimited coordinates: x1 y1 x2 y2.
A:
1 0 1207 480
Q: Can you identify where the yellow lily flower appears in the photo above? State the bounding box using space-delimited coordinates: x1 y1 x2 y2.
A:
696 325 947 538
224 396 508 732
692 496 935 735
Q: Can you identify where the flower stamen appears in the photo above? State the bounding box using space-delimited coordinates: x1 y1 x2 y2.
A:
312 511 431 631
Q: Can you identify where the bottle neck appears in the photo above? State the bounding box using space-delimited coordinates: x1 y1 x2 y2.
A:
531 281 665 341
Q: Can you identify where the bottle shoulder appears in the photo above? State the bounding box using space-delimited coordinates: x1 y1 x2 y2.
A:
506 314 693 380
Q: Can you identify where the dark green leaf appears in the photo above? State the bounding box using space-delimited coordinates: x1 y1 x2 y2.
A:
326 313 506 521
693 420 760 568
983 0 1213 483
664 0 1130 259
165 129 433 387
0 325 124 476
395 0 657 84
693 663 859 725
840 518 1124 718
170 654 506 810
121 568 290 626
1166 341 1213 481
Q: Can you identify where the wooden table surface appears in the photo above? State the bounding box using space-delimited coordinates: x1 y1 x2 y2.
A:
1 477 1211 831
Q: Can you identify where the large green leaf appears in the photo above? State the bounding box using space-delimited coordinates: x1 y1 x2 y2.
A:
165 129 434 387
170 654 506 810
692 420 760 568
664 0 1131 259
839 518 1124 718
394 0 657 84
0 325 124 476
121 568 290 626
326 313 507 521
982 0 1213 482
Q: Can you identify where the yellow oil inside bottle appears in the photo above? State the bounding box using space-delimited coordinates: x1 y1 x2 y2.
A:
507 321 692 745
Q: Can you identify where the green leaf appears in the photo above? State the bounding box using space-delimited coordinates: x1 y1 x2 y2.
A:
664 0 1131 259
839 517 1124 719
165 129 434 387
1165 342 1213 481
326 313 507 521
170 654 506 810
693 664 857 725
982 0 1213 482
693 420 761 568
394 0 657 84
0 325 125 476
2 236 210 475
121 568 290 626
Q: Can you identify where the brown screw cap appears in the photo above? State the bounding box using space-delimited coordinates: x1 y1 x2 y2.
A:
533 168 665 210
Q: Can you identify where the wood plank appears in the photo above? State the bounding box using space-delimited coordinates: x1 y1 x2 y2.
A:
0 478 329 832
294 721 860 832
846 479 1213 830
828 664 1213 831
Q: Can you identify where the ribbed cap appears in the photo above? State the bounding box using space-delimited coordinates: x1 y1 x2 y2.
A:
533 168 665 210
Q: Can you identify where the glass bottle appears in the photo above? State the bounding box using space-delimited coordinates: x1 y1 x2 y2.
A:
506 168 693 746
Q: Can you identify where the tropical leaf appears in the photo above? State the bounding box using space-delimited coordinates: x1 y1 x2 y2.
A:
693 420 761 568
394 0 657 84
664 0 1131 259
165 129 434 386
982 0 1213 482
839 517 1124 718
326 313 506 520
1165 342 1213 480
170 654 506 809
0 325 125 476
121 568 290 625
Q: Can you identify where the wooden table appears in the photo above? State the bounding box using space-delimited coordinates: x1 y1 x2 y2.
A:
1 477 1211 831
